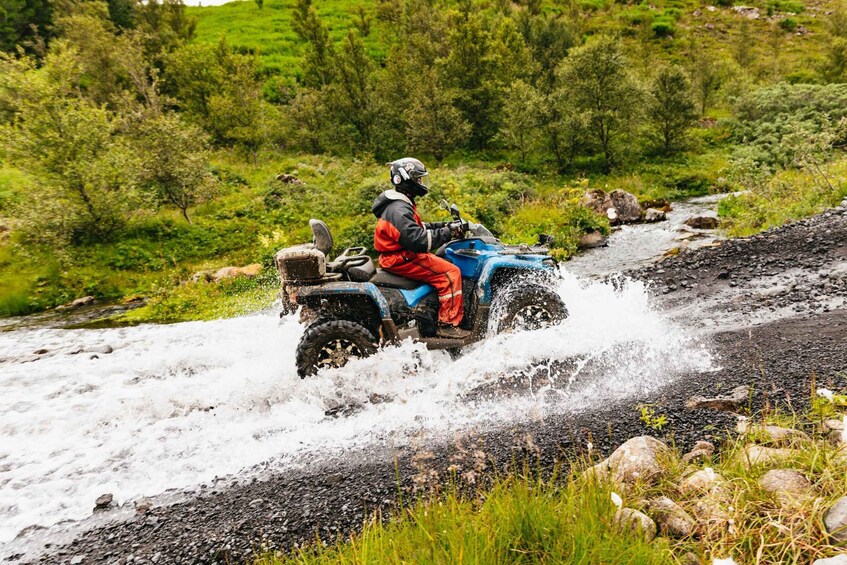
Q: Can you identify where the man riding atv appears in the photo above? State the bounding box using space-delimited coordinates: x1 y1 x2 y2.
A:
372 158 470 339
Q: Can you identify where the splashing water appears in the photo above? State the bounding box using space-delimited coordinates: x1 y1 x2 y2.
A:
0 270 713 551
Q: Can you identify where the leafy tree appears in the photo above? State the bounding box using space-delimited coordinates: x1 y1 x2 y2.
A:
0 0 52 53
402 68 469 163
292 0 335 88
107 0 135 29
646 65 696 155
557 35 642 171
323 31 377 153
688 46 722 116
498 80 543 163
732 18 756 69
441 5 502 148
164 40 226 120
2 51 143 243
133 0 195 58
542 90 586 172
133 113 216 223
287 86 328 153
517 11 579 92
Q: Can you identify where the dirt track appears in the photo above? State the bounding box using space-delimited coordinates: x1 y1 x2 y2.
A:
19 203 847 564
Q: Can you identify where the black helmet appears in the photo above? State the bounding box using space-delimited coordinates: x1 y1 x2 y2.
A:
388 157 429 198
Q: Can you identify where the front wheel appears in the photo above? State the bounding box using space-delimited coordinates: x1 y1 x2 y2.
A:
494 286 568 334
296 320 378 378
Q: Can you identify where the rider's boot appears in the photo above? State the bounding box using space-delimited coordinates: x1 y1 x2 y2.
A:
436 323 471 339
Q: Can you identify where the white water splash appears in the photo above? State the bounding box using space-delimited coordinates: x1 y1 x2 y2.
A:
0 271 713 553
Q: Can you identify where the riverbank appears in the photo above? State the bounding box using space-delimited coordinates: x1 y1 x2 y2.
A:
8 202 845 564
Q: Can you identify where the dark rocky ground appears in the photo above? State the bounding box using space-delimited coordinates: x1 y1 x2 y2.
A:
18 204 847 565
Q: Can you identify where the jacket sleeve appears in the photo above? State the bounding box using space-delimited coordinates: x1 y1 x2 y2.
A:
424 221 448 230
389 203 452 253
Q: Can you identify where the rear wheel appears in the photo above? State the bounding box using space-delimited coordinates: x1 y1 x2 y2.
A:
495 286 568 333
296 320 378 378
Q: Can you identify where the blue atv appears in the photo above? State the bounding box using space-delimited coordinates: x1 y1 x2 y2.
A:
275 201 567 377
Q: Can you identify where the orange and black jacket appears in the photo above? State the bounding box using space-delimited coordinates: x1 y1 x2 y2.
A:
372 190 452 254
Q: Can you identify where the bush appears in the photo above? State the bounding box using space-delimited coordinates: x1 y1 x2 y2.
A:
779 17 799 31
768 0 804 13
651 17 676 37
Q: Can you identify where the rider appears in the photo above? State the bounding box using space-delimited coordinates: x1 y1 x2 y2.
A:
372 158 470 339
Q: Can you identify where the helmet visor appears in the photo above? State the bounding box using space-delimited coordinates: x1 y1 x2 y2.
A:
412 171 429 188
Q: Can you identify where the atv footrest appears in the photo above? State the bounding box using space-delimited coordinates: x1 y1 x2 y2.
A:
420 336 478 350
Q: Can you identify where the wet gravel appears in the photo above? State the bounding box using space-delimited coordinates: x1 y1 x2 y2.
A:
18 203 847 565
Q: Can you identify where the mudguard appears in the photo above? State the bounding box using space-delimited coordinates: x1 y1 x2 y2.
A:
475 256 553 304
295 282 391 319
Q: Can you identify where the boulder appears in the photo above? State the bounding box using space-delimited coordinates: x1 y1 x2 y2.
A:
679 468 725 496
645 208 667 223
759 469 813 504
645 496 697 538
580 188 644 225
614 508 657 541
825 496 847 542
814 555 847 565
212 264 264 282
608 190 644 223
684 216 720 230
578 231 609 250
736 422 809 447
585 436 671 486
686 385 750 412
732 445 796 468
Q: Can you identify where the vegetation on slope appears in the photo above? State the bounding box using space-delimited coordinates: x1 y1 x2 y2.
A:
1 0 846 320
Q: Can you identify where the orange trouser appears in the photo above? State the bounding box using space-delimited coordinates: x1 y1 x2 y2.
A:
379 251 464 326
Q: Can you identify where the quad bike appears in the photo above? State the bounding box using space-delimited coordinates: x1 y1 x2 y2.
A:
275 201 568 377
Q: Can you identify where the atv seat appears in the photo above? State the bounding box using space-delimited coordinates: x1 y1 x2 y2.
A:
346 258 375 282
370 269 423 290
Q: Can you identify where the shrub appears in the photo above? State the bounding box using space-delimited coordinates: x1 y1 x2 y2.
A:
651 17 676 37
779 17 799 31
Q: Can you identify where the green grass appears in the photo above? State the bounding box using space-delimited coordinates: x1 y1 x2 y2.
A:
258 471 672 565
719 157 847 236
187 0 384 77
258 395 847 565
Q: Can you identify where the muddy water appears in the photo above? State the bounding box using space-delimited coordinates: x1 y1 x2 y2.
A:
0 197 723 560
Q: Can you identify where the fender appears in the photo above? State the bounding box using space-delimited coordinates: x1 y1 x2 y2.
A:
295 282 391 319
476 256 554 305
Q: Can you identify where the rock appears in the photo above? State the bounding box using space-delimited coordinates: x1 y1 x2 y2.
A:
737 423 809 447
585 436 671 486
645 208 667 222
92 345 113 355
814 555 847 565
733 5 760 18
94 493 113 511
759 469 813 503
212 264 263 282
679 468 725 496
608 190 644 223
70 556 84 565
732 445 796 468
57 296 96 310
614 508 657 541
645 496 697 538
240 263 263 277
191 270 214 283
135 498 153 514
684 216 720 229
581 188 644 225
825 496 847 542
682 441 715 464
578 231 609 250
32 349 49 355
275 173 302 184
685 385 750 412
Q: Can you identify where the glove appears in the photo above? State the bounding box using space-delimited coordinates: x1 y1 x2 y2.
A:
448 220 469 238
